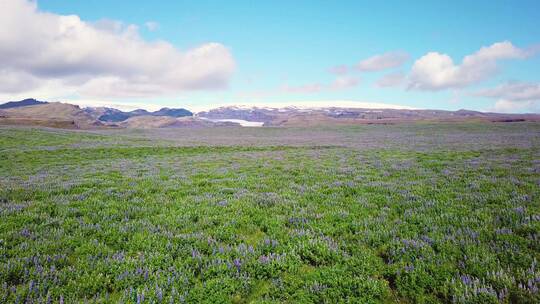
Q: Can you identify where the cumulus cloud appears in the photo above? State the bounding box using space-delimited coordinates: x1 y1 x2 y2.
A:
475 81 540 101
0 0 235 98
376 72 405 88
0 69 41 93
492 99 539 113
356 52 409 72
330 76 359 90
408 41 529 90
475 81 540 113
144 21 159 31
328 65 349 75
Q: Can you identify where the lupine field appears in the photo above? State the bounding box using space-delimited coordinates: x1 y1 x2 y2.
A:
1 123 539 303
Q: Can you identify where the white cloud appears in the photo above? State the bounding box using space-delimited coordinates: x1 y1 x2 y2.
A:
0 0 235 98
492 99 539 113
328 65 349 75
67 99 165 111
0 69 41 93
408 41 529 90
92 19 127 33
376 72 405 87
144 21 159 31
356 52 409 72
475 82 540 101
330 76 359 90
475 81 540 113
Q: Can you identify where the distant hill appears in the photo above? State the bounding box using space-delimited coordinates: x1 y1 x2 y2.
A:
84 107 193 122
152 107 192 117
1 98 539 129
0 102 102 129
0 99 198 128
119 115 238 128
0 98 48 109
197 106 540 126
198 106 275 123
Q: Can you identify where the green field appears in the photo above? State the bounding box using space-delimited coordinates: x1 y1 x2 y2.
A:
1 123 539 303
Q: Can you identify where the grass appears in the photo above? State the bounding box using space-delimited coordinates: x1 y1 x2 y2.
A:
1 124 539 303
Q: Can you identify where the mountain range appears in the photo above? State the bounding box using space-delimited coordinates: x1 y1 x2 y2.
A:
86 107 193 122
197 105 540 126
0 98 48 109
1 99 539 129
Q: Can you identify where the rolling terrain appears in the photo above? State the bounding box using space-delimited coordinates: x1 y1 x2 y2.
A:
85 107 193 123
0 123 539 303
1 0 538 303
198 106 540 126
1 99 540 129
0 102 102 129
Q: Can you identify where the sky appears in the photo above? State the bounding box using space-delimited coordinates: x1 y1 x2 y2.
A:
1 0 540 112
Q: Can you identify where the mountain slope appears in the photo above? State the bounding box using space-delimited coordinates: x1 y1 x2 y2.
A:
152 107 192 117
197 106 540 126
85 107 193 122
119 115 237 128
0 103 102 128
1 98 539 129
0 98 48 109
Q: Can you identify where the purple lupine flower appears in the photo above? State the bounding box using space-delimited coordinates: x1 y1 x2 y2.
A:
156 285 163 303
233 258 242 271
460 275 473 286
137 291 144 304
191 249 201 259
259 255 270 264
404 265 415 272
514 206 526 215
112 251 125 261
28 280 34 293
20 228 32 238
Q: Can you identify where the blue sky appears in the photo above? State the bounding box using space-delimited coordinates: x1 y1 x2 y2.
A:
1 0 540 112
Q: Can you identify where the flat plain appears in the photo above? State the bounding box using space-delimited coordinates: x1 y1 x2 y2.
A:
1 123 539 303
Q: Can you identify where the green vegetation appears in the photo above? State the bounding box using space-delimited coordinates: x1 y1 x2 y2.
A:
1 124 539 303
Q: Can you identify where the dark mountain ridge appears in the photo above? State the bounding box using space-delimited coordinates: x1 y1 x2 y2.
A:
0 98 48 109
83 107 193 122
